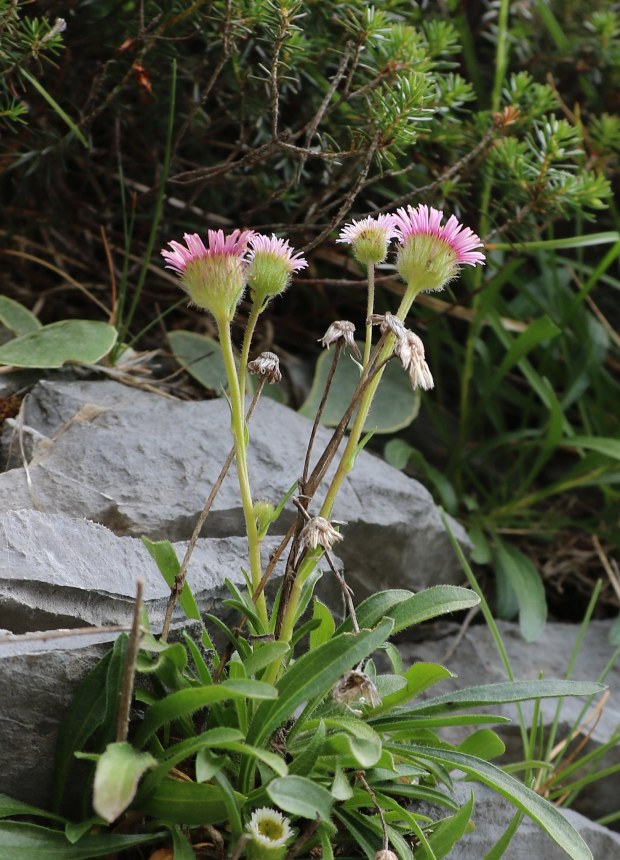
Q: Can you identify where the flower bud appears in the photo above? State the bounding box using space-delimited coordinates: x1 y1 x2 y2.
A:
246 234 307 305
337 214 398 266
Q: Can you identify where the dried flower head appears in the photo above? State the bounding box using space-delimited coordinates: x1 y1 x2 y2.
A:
367 312 406 339
246 807 293 860
337 214 398 266
246 234 308 304
248 351 282 384
394 330 434 391
375 851 399 860
161 229 253 321
300 516 344 552
393 204 485 294
319 320 361 359
333 670 381 708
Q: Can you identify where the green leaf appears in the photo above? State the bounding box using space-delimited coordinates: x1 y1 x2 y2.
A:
331 765 354 801
133 679 277 747
309 599 336 650
568 435 620 460
490 315 562 390
338 587 478 636
493 539 547 642
336 591 413 633
300 345 420 433
457 729 506 761
168 330 253 394
0 796 64 823
324 717 383 767
142 537 201 621
266 776 333 820
0 320 117 368
0 297 41 335
246 620 394 750
93 742 156 822
490 231 620 251
374 662 454 714
408 679 606 714
384 587 480 635
0 822 162 859
411 747 592 860
416 793 474 860
170 825 197 860
20 67 89 148
52 637 128 811
138 780 242 825
242 641 290 677
289 721 327 776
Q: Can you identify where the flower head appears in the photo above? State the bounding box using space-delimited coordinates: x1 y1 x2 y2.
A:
393 204 485 293
248 351 282 384
246 234 307 304
246 807 293 860
161 229 253 321
319 320 361 359
337 214 398 266
394 329 434 391
300 516 344 552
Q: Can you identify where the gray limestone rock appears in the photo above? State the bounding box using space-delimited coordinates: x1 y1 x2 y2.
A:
402 620 620 825
0 379 470 596
0 509 283 633
422 781 620 859
0 628 117 806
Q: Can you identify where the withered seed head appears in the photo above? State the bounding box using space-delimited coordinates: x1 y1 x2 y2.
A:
319 320 361 359
300 516 344 552
333 670 381 708
248 351 282 384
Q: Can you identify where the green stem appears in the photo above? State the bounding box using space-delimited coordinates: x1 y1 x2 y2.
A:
362 264 375 368
216 314 268 627
275 287 420 650
239 299 263 404
320 287 416 519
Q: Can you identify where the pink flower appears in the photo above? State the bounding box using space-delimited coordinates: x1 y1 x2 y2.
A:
337 214 398 265
393 204 485 292
247 234 308 273
246 234 308 301
161 229 254 320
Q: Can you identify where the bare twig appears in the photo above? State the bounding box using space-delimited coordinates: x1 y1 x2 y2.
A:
441 604 480 664
302 133 380 255
324 549 358 632
296 43 353 181
593 535 620 605
0 625 131 647
116 578 144 743
356 771 389 850
301 341 344 489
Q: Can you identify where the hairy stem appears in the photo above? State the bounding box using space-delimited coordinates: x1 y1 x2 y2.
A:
216 314 268 627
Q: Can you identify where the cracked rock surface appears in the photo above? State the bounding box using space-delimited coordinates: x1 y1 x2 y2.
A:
0 377 469 804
